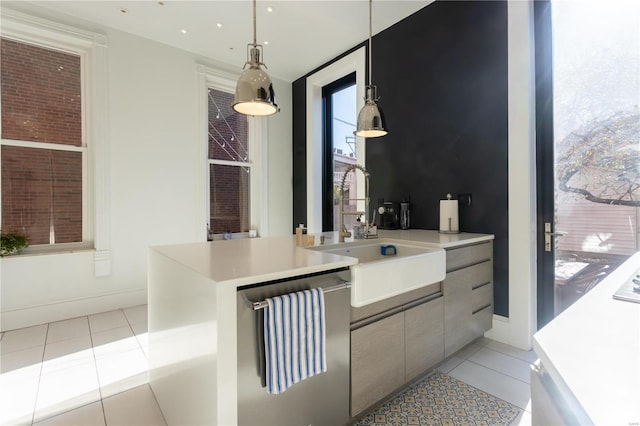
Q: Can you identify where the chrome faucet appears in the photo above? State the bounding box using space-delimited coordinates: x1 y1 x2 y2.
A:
338 164 373 242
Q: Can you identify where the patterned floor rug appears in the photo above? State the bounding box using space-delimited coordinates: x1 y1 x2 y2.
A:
354 371 522 426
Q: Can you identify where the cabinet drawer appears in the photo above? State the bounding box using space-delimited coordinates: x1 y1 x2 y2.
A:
471 304 492 338
446 242 493 271
351 282 441 323
443 260 492 357
444 261 492 295
471 281 493 313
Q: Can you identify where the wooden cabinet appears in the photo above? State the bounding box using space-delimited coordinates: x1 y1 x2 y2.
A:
349 239 493 417
443 241 493 357
351 312 405 416
350 290 444 416
405 296 444 382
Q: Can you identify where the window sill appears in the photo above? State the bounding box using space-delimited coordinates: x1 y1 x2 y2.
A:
3 243 95 258
209 232 258 241
2 243 111 276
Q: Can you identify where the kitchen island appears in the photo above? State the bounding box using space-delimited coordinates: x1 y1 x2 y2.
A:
148 230 493 425
532 251 640 425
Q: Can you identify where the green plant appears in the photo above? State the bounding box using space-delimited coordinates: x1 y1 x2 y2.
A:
0 230 29 256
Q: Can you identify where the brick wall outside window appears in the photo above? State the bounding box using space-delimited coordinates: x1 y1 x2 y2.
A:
208 88 250 234
1 38 81 146
1 38 83 245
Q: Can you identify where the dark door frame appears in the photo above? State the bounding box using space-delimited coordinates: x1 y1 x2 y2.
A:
534 0 555 330
321 72 357 232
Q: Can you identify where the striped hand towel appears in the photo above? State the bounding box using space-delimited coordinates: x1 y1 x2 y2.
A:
264 287 327 395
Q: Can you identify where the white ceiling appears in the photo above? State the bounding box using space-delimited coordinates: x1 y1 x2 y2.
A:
10 0 432 82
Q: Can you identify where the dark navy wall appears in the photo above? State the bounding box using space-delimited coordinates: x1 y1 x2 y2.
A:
292 1 510 316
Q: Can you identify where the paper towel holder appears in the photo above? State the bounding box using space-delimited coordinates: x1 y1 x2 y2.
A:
458 193 472 207
439 193 461 234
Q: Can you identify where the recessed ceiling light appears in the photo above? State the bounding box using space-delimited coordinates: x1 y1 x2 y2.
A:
267 7 273 12
216 23 223 28
181 29 188 35
264 41 269 45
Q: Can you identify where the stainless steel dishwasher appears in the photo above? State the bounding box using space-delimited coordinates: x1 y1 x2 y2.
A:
236 268 351 426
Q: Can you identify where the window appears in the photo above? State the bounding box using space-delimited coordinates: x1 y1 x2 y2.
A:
322 74 357 231
1 10 109 270
550 0 639 312
207 87 251 235
303 46 366 233
1 38 85 246
201 66 265 239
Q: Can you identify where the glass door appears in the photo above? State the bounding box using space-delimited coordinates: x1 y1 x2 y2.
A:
322 74 357 232
537 0 640 328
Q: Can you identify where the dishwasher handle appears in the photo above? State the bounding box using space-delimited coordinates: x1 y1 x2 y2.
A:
250 282 351 310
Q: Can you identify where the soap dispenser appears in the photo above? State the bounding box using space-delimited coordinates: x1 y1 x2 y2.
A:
296 224 307 246
353 217 365 239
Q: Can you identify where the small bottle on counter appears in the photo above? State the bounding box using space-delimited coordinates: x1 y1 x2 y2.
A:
400 202 410 230
353 217 365 239
296 224 307 247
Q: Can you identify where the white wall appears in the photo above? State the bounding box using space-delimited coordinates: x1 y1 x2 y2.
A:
485 0 538 350
1 14 292 331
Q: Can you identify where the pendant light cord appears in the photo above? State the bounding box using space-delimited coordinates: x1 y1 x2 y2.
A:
252 0 257 46
368 0 373 88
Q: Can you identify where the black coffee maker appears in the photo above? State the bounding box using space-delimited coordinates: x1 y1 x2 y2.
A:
377 200 400 229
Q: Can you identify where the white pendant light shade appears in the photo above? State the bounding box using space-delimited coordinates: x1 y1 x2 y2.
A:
232 0 279 117
355 86 387 138
355 0 386 138
232 47 279 116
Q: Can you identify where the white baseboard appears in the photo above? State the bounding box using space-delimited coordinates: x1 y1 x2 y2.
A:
484 314 533 351
1 288 147 331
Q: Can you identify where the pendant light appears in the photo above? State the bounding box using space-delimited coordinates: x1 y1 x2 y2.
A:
232 0 279 116
355 0 387 138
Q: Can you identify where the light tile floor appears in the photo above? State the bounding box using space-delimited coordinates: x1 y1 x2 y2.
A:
435 338 536 426
1 306 535 426
0 305 162 426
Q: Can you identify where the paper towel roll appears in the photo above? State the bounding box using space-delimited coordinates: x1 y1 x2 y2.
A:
439 196 459 233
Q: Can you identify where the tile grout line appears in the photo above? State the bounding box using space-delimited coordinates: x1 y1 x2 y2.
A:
484 345 539 365
30 324 49 426
148 385 169 425
87 314 109 426
465 357 532 386
472 345 538 373
460 358 532 413
123 308 146 355
124 306 164 424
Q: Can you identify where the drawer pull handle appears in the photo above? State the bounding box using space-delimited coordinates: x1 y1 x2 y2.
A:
472 281 491 291
472 303 492 315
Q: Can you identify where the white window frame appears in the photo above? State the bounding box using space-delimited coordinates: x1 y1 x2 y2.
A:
197 65 267 239
0 8 110 275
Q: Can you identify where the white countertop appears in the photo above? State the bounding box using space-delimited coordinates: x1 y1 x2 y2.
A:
151 235 357 287
533 252 640 425
310 229 493 249
150 229 493 287
364 229 494 248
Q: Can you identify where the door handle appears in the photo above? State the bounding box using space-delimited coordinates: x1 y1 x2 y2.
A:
544 222 567 251
544 231 568 237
